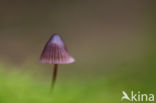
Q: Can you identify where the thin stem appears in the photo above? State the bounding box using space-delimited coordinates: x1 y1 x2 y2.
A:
51 64 58 90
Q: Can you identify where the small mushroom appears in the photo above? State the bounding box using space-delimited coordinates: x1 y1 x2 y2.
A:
40 33 75 89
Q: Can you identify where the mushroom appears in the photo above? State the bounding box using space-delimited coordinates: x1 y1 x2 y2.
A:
40 33 75 89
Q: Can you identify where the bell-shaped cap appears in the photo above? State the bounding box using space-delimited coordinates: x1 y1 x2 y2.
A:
40 33 75 64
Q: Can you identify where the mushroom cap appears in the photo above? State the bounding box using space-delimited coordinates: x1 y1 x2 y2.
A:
40 33 75 64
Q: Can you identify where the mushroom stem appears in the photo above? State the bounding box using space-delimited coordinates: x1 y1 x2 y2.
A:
52 64 58 89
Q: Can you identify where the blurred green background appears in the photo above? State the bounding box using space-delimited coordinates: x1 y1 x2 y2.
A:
0 0 156 103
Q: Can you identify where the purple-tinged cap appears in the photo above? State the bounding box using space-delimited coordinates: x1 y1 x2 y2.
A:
40 34 75 64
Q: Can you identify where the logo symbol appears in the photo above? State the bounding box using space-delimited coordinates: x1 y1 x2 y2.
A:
122 91 131 101
121 91 154 102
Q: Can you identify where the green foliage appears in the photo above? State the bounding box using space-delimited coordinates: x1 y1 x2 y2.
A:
0 65 116 103
0 59 155 103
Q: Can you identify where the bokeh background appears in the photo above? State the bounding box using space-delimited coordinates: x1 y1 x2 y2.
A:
0 0 155 103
